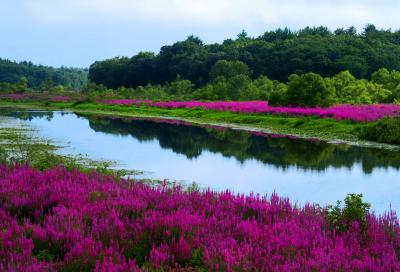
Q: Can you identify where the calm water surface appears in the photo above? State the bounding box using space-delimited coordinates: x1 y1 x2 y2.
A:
2 109 400 214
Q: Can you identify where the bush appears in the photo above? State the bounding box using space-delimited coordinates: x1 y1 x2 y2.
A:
327 194 371 233
285 73 337 107
359 117 400 145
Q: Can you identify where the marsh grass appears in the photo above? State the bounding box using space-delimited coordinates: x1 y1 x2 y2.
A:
0 116 139 178
0 113 201 191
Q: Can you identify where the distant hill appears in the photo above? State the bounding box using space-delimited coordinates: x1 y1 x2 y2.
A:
0 58 88 90
88 25 400 89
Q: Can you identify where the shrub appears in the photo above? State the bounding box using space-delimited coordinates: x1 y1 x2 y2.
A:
327 194 371 233
359 116 400 144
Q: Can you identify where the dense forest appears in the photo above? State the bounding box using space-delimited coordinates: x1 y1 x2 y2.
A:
89 25 400 89
0 58 88 90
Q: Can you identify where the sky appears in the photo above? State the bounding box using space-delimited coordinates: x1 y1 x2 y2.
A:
1 0 399 68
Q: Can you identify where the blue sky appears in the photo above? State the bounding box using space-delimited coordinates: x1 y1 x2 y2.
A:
1 0 399 68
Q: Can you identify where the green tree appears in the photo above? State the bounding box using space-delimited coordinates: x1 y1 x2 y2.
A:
333 71 356 103
227 74 252 100
88 26 400 89
0 58 87 90
365 81 391 103
17 76 29 93
253 75 274 100
372 68 400 100
338 81 373 104
49 85 65 94
209 60 250 82
286 73 337 107
166 76 193 96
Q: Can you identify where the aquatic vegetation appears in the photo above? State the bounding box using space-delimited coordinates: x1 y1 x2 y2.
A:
148 101 400 122
0 164 399 271
0 118 135 177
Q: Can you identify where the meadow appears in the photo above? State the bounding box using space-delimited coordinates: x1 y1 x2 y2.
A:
1 164 400 271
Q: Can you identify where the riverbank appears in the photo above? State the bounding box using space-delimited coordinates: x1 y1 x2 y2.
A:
1 100 399 149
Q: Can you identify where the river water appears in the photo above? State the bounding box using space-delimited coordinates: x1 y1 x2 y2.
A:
2 109 400 214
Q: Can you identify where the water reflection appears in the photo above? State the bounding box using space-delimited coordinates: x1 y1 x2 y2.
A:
5 109 400 174
83 114 400 174
2 109 400 213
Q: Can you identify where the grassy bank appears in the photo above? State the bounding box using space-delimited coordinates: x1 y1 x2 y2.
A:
1 100 369 142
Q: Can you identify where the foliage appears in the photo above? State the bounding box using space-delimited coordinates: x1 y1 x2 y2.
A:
4 60 400 107
83 68 400 106
0 58 88 90
0 122 134 178
89 25 400 90
209 60 250 81
327 194 371 233
0 164 399 271
371 68 400 101
359 117 400 144
284 72 336 107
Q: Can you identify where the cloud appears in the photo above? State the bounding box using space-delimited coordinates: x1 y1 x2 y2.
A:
10 0 400 30
1 0 400 67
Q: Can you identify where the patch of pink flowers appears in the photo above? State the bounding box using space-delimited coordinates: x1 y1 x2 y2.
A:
1 164 399 271
0 93 35 100
149 101 400 122
0 93 77 102
103 99 152 106
50 96 71 102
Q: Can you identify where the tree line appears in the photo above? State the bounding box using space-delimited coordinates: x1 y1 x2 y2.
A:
0 58 88 90
88 25 400 90
86 61 400 107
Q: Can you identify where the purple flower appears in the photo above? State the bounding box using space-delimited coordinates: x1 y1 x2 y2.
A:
0 164 399 271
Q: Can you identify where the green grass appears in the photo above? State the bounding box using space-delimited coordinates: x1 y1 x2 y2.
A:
0 100 373 144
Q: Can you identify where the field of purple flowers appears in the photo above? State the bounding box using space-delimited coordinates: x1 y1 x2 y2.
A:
147 101 400 122
1 164 400 271
102 100 400 122
2 94 400 122
103 99 151 106
0 93 72 102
